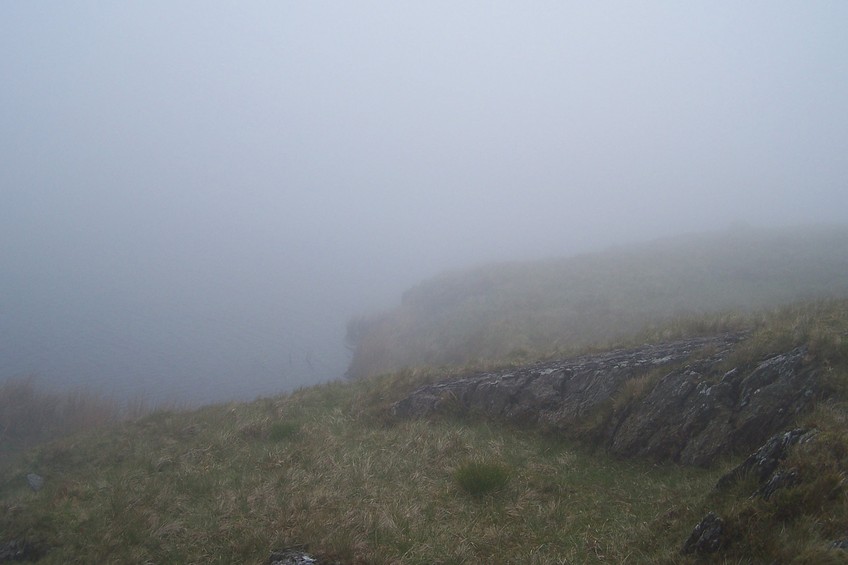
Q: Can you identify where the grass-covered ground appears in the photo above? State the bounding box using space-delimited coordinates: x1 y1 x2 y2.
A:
1 383 722 563
2 299 848 563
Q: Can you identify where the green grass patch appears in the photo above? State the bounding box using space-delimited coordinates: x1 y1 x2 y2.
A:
454 460 511 497
269 421 301 442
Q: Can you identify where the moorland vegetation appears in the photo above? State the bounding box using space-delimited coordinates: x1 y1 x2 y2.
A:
3 226 848 563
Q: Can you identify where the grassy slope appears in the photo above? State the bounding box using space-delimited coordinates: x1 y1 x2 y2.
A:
346 225 848 379
2 300 848 563
0 381 719 564
0 400 717 563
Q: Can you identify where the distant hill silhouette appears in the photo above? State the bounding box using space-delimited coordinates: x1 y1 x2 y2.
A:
346 225 848 378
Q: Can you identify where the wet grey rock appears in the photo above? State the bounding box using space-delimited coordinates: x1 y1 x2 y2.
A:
681 512 727 555
756 469 800 500
25 473 43 492
831 539 848 550
393 334 822 467
0 539 42 562
269 548 318 565
715 428 817 494
610 347 817 466
392 334 743 426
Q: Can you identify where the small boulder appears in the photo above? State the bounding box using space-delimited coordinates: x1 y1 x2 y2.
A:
682 512 727 555
25 473 44 493
715 428 817 493
0 539 42 562
269 548 318 565
831 539 848 550
756 469 800 500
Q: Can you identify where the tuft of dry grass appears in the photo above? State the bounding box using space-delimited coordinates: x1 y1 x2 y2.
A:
610 366 671 416
0 376 166 465
0 377 118 456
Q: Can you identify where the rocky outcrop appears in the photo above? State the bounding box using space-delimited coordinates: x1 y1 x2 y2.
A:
715 427 818 495
679 428 821 556
392 334 822 466
681 512 727 555
608 346 817 465
392 334 743 421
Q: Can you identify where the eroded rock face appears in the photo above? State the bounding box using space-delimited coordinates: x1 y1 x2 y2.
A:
609 347 817 466
681 512 727 555
715 427 817 497
392 334 822 466
392 334 742 421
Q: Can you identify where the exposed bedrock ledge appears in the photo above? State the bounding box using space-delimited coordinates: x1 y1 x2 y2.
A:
391 333 821 466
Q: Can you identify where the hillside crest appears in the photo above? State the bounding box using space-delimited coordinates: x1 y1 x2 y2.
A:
347 226 848 379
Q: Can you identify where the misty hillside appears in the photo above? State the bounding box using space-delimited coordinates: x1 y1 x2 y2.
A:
346 225 848 378
5 299 848 563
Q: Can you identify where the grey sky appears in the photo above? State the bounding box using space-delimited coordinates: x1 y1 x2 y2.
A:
2 2 847 403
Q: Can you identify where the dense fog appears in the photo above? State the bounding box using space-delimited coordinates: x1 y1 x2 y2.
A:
2 3 847 405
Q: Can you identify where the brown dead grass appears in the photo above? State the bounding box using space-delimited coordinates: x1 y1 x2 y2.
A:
0 376 158 462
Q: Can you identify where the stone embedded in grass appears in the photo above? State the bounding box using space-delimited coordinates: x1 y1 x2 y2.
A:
25 473 43 492
715 427 818 495
831 539 848 550
681 512 727 555
0 539 43 561
269 548 317 564
454 461 510 497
